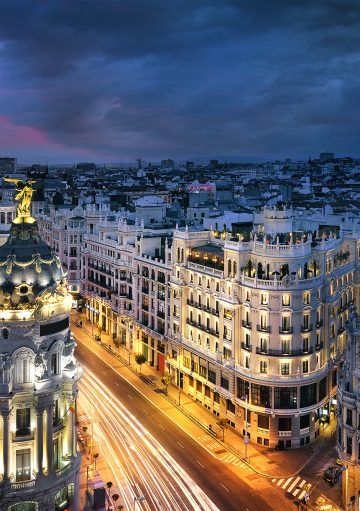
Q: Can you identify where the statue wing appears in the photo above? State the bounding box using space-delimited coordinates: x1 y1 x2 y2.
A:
3 177 22 185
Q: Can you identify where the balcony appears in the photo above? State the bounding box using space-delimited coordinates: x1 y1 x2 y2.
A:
279 326 293 334
301 324 313 333
186 319 219 337
278 430 292 437
315 342 324 351
316 319 323 328
256 347 314 357
13 428 32 441
257 324 271 333
241 342 252 352
242 320 252 329
11 479 36 490
53 417 63 431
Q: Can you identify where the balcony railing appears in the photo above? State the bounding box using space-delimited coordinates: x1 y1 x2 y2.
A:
279 326 293 334
301 324 313 333
257 324 271 333
315 342 324 351
242 320 252 329
241 342 252 352
186 319 219 337
256 347 314 357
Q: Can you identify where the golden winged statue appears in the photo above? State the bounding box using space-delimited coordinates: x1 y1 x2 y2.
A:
3 177 37 221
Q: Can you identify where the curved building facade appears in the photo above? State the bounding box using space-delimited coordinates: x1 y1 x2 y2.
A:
0 187 81 510
168 206 356 448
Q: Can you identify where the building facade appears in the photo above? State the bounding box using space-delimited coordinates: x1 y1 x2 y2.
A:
37 206 86 297
0 194 81 510
37 201 359 450
338 315 360 510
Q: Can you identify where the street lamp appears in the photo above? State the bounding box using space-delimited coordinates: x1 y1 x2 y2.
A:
133 495 146 510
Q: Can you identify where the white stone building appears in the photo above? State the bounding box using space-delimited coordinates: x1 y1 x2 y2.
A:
38 198 360 450
0 202 81 510
338 315 360 509
37 207 87 296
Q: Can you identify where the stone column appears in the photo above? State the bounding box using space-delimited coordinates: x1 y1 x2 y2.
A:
66 396 76 457
1 408 11 479
46 404 54 472
35 406 45 476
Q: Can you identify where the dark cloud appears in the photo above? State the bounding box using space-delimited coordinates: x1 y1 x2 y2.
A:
0 0 359 162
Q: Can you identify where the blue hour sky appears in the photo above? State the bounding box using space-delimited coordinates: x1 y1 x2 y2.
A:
0 0 359 163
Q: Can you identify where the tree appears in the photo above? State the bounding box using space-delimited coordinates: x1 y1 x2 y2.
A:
217 418 228 442
113 338 120 353
161 374 172 395
134 353 147 373
106 481 113 497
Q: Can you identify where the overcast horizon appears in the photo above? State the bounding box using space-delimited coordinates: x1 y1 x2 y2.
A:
0 0 359 163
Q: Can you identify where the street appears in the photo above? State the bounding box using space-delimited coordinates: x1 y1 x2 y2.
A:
75 329 293 511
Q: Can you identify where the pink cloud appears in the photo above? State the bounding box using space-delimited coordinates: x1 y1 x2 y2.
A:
0 116 98 162
0 115 53 148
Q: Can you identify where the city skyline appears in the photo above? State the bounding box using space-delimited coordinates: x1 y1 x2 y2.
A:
0 0 359 163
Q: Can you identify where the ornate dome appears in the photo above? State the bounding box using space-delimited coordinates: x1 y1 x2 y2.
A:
0 220 63 310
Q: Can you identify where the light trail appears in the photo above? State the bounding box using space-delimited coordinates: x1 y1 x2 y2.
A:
79 368 221 511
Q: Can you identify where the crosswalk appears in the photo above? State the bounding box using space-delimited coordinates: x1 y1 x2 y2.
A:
271 476 311 501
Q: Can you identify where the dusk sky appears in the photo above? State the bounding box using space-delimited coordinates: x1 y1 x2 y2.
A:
0 0 359 163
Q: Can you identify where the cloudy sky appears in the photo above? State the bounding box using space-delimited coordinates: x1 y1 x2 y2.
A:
0 0 359 163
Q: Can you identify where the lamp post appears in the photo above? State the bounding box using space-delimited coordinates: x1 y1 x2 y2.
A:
133 495 146 510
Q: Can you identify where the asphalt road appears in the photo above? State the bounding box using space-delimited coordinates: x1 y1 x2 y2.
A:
75 333 286 511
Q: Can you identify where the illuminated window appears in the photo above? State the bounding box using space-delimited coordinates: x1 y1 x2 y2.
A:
282 294 290 306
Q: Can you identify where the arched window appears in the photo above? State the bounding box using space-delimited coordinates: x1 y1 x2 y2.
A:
304 262 308 279
14 349 34 384
227 259 232 277
257 262 263 278
177 247 181 262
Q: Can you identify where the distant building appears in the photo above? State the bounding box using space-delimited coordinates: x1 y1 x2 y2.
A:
76 162 96 171
320 152 335 162
161 159 175 169
0 156 17 177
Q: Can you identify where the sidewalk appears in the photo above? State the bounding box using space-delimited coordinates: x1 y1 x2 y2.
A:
78 414 122 511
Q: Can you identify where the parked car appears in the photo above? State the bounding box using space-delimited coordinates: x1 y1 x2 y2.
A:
323 465 341 486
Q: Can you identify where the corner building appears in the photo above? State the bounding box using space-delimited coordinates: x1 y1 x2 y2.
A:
168 206 356 448
0 207 81 508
